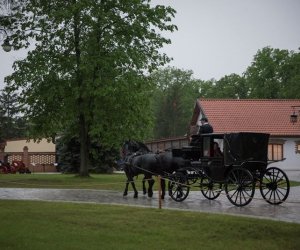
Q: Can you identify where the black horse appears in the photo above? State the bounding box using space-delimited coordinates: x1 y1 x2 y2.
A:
121 140 187 199
121 140 156 198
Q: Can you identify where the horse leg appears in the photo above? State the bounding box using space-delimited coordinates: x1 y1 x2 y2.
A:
130 178 138 198
142 177 147 195
160 178 166 199
147 177 155 198
124 177 138 198
123 168 131 197
123 180 129 197
123 169 137 198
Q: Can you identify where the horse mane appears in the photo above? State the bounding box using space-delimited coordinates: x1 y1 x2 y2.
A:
135 141 151 153
122 140 151 157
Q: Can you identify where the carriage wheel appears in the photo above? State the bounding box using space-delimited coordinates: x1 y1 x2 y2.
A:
259 167 290 205
168 172 190 202
200 176 222 200
225 168 255 207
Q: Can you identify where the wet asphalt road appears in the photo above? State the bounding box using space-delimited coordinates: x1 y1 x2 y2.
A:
0 186 300 224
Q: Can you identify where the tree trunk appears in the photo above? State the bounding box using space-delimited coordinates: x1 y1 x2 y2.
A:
79 113 89 176
73 8 89 177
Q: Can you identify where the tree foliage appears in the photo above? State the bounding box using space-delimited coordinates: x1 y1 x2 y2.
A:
1 0 177 175
197 74 248 99
196 47 300 100
0 87 26 140
150 67 201 138
245 47 300 98
212 74 248 99
55 133 118 174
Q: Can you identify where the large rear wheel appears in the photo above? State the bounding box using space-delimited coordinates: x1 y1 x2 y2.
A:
259 167 290 205
168 172 190 202
225 168 255 207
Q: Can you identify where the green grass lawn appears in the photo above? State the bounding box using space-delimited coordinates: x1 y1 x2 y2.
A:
0 173 128 190
0 200 299 250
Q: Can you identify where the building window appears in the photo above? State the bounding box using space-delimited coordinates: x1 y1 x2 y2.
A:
268 144 283 161
296 141 300 154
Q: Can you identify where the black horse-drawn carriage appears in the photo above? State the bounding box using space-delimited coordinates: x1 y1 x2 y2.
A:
122 132 290 207
169 132 290 207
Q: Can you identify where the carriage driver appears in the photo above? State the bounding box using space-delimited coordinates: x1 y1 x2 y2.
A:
198 117 213 134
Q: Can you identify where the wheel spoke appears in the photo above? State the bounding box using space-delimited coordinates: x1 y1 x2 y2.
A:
275 169 280 182
265 174 272 183
271 168 276 182
234 191 239 204
276 188 285 197
241 190 247 202
267 190 274 201
275 189 282 201
273 188 276 202
243 188 252 198
230 188 239 199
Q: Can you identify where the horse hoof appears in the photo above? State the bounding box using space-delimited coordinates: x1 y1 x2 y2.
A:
134 193 138 198
161 195 165 200
148 192 153 198
123 192 128 197
143 190 147 195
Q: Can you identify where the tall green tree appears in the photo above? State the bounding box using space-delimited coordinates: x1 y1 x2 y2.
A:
197 79 215 98
1 0 177 176
0 87 26 140
197 75 247 99
150 67 201 138
245 47 300 98
213 74 248 99
282 50 300 98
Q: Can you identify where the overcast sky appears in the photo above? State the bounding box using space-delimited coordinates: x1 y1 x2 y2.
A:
0 0 299 89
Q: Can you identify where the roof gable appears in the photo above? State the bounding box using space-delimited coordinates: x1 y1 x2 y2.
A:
193 99 300 136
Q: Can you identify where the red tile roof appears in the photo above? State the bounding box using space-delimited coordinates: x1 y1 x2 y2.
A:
195 99 300 136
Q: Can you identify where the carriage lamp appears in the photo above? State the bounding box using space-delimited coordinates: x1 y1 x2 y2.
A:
1 37 12 52
290 106 300 124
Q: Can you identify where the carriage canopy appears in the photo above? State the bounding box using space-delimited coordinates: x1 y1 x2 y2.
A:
223 132 270 165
